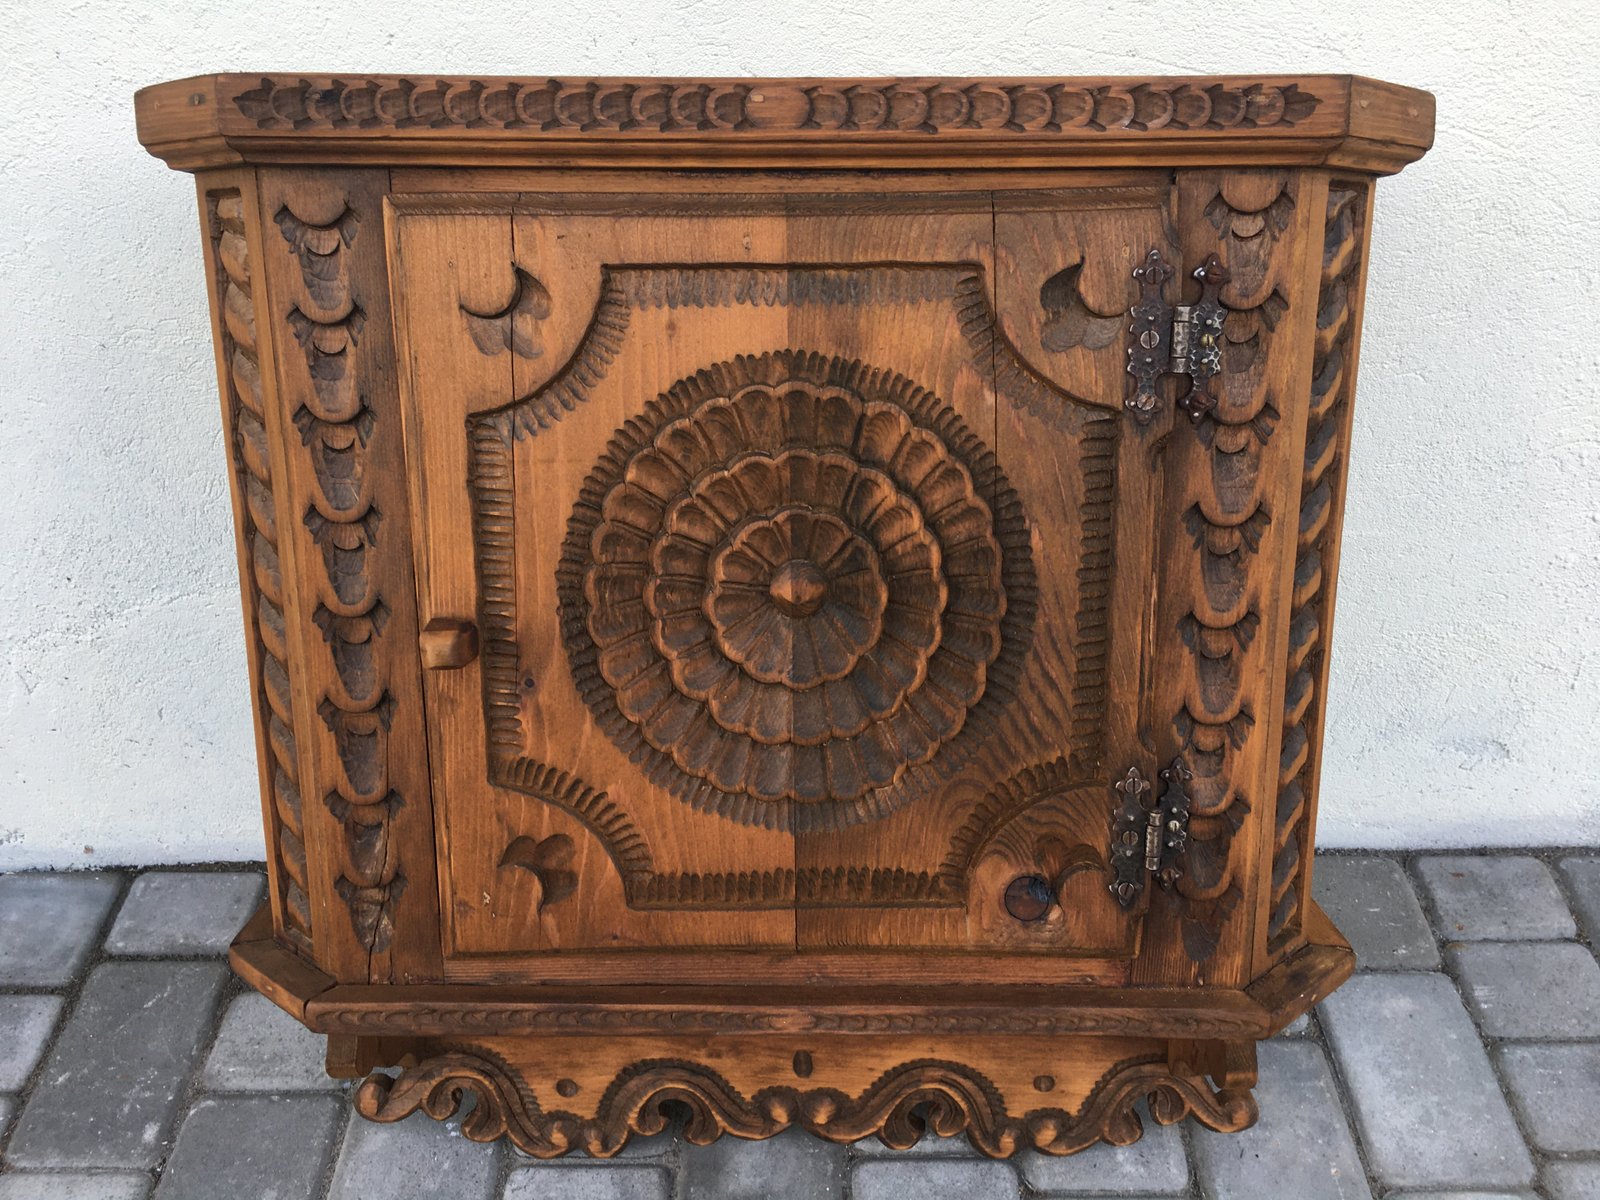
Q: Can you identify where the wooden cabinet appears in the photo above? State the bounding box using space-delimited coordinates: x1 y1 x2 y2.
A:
137 73 1433 1159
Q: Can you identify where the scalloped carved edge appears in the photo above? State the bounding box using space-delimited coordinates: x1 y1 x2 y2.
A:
1162 172 1308 965
275 195 406 954
353 1047 1257 1159
229 76 1321 138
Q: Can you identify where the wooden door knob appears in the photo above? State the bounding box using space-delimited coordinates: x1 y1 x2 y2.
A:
419 617 479 669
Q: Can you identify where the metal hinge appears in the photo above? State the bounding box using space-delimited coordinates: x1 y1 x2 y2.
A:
1125 249 1230 425
1109 757 1193 909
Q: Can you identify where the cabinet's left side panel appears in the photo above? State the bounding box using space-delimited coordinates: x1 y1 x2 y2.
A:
196 170 315 955
202 167 443 984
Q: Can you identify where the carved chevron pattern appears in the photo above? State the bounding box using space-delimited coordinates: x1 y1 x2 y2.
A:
231 76 1320 137
353 1047 1257 1159
1269 183 1367 951
207 189 312 945
277 200 405 953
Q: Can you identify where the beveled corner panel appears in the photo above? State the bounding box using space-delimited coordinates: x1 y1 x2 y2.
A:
1262 176 1374 961
248 168 442 985
1133 169 1327 989
197 170 314 953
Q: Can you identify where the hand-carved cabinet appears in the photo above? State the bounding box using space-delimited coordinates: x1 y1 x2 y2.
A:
137 73 1432 1158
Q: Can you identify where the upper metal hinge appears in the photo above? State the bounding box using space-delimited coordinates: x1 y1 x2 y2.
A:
1124 249 1230 425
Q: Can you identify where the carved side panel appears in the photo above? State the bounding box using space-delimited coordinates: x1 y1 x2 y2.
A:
255 169 440 983
1267 180 1372 954
1136 171 1323 986
198 180 313 949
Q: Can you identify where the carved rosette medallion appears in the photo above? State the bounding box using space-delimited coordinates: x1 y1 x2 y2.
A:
559 351 1031 831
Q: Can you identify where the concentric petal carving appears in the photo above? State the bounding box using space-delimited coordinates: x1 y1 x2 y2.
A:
559 351 1029 829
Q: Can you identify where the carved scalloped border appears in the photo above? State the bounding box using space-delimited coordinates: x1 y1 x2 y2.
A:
273 196 409 955
353 1046 1257 1159
230 76 1321 138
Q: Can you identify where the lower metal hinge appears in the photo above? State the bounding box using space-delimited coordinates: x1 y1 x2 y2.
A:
1109 757 1193 909
1125 249 1229 425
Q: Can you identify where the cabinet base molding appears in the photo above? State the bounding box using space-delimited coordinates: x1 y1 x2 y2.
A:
230 904 1358 1159
349 1036 1257 1159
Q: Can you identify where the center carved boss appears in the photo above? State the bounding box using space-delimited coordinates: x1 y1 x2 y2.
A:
560 352 1026 829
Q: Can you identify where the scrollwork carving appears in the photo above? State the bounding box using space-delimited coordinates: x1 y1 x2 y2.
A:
352 1047 1257 1159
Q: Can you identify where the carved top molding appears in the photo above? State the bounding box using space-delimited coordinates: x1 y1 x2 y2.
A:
136 74 1433 173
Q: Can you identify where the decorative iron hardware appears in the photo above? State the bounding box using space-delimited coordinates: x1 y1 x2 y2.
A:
1124 250 1230 424
1109 758 1193 909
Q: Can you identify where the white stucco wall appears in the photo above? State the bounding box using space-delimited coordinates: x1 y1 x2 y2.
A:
2 0 1597 869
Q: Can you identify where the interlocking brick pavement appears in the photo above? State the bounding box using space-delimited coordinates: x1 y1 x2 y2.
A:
0 853 1595 1198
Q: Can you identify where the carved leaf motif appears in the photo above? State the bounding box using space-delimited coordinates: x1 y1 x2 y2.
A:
313 600 392 704
1037 834 1104 896
1178 612 1261 715
305 508 382 608
286 304 366 421
499 834 578 913
1039 260 1123 352
1204 186 1294 243
461 265 552 358
335 872 406 952
274 204 359 309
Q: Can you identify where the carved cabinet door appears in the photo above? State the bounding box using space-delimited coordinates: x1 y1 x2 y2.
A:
387 185 1171 978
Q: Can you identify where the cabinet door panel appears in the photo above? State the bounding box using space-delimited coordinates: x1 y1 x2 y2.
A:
794 190 1171 961
391 189 1170 973
392 200 800 960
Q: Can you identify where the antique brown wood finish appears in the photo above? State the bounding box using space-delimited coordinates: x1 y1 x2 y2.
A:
141 73 1430 1159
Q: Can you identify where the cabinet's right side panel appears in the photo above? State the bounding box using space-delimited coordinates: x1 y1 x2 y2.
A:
1261 176 1376 966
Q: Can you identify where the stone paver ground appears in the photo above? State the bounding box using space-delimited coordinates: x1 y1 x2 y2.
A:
0 853 1594 1198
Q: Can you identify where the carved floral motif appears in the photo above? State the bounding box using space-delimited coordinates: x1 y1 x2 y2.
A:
556 351 1030 831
